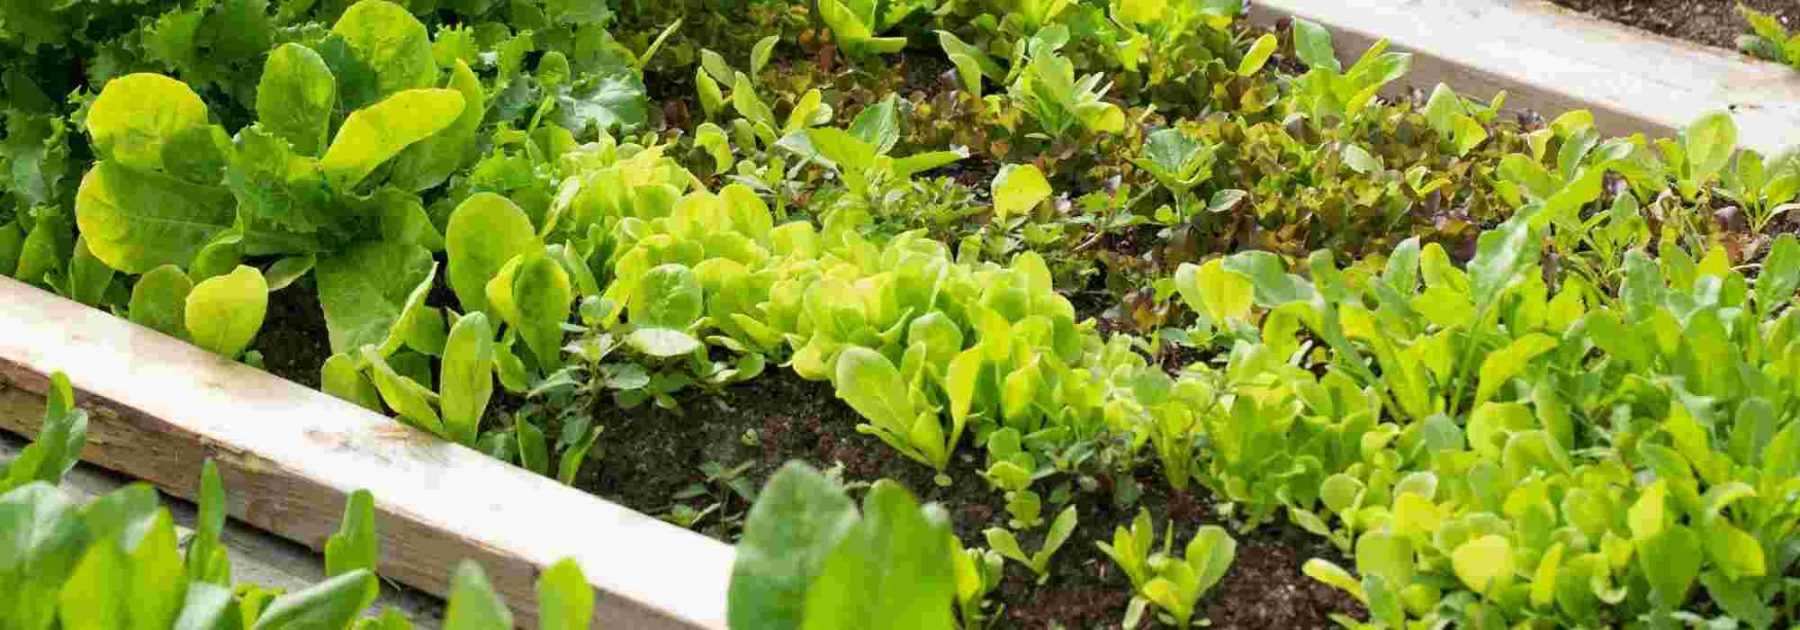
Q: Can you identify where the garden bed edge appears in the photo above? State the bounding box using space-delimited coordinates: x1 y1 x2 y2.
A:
0 276 733 630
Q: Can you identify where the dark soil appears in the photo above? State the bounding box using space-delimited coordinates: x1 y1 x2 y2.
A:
576 370 1363 629
1547 0 1800 51
252 283 331 389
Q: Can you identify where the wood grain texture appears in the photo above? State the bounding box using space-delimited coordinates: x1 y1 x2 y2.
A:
0 276 732 629
1248 0 1800 154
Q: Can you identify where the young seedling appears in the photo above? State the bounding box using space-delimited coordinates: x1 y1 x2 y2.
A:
984 505 1078 584
1134 525 1237 629
982 428 1047 528
1095 508 1158 591
951 537 1007 630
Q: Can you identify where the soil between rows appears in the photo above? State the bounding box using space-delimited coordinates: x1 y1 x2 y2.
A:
243 278 1362 628
1546 0 1800 52
576 370 1363 629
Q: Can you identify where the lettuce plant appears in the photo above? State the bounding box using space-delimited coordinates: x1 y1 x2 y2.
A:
728 461 957 629
984 505 1078 584
1006 26 1126 140
1287 20 1412 127
1738 5 1800 69
818 0 936 59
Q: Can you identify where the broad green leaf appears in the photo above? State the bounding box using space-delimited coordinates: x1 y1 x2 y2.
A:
1474 333 1557 405
129 511 189 629
1355 532 1414 587
0 484 85 629
538 558 594 630
361 347 444 435
731 72 777 130
1701 571 1775 630
554 70 650 136
1303 559 1366 602
728 462 860 629
801 481 956 630
834 347 915 432
1756 234 1799 313
66 237 114 307
625 328 704 358
444 563 513 629
803 128 877 177
330 0 438 100
0 220 21 277
15 212 63 285
445 193 540 314
440 312 495 447
321 353 383 412
316 241 434 354
264 255 316 292
1174 258 1253 326
1293 20 1341 73
324 490 379 612
251 570 377 630
1223 251 1316 306
2 373 87 492
1188 524 1236 595
631 264 704 329
1450 534 1513 595
1704 521 1766 579
185 266 269 359
377 262 439 357
257 44 337 157
1684 111 1738 184
189 233 245 283
1638 525 1700 609
848 94 901 154
992 164 1051 221
1422 84 1462 134
751 35 780 75
1238 33 1278 76
1468 217 1535 309
891 150 967 179
74 161 236 274
1341 144 1381 174
320 89 465 189
171 582 236 630
516 417 549 475
512 253 574 371
85 74 211 173
390 59 483 191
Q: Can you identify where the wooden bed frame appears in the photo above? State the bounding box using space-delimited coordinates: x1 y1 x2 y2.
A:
0 276 731 629
4 2 1792 626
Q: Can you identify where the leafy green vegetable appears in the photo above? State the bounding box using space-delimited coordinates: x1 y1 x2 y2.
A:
319 89 466 190
184 265 269 360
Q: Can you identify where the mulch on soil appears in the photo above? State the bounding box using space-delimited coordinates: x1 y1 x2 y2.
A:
1547 0 1800 52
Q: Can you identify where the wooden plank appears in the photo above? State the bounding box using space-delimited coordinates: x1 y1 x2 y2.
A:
0 276 732 629
1247 0 1800 155
0 428 449 628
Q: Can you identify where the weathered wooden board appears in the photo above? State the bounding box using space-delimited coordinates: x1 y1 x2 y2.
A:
0 428 449 627
0 276 732 629
1248 0 1800 154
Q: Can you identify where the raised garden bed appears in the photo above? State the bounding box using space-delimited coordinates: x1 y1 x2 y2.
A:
0 276 731 628
5 0 1800 628
1248 0 1800 153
